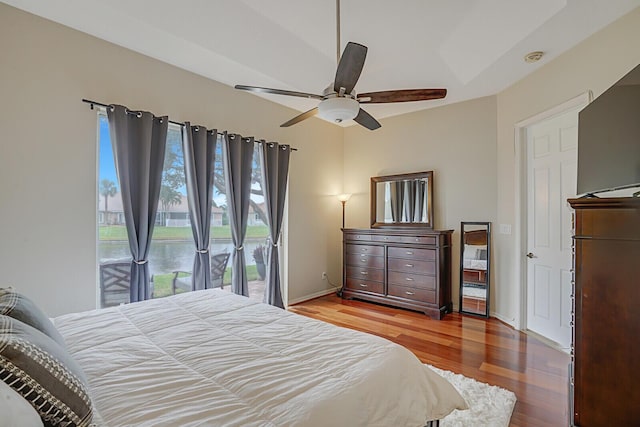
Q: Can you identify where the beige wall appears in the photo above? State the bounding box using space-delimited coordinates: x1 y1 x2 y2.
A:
495 7 640 326
0 4 343 316
343 96 498 310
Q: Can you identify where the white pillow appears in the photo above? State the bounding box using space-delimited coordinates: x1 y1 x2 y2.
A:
0 380 43 427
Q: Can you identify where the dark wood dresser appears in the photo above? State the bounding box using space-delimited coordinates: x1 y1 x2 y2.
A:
342 228 453 319
569 197 640 426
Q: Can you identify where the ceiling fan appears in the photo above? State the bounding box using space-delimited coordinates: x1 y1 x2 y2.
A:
234 1 447 130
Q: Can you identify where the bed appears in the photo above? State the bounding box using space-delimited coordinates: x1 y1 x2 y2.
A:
2 288 467 426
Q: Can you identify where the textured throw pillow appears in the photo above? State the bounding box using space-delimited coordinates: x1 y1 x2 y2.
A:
0 287 66 347
0 315 93 426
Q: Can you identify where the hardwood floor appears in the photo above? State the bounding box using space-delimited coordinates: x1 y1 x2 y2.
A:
289 295 569 426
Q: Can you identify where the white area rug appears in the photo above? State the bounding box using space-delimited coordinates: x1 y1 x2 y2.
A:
426 365 517 427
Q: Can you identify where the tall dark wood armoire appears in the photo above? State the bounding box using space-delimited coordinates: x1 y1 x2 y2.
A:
569 197 640 426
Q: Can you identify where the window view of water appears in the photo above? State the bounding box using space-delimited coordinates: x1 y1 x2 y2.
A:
98 237 267 276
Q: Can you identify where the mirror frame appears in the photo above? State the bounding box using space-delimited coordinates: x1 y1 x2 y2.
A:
459 221 491 318
370 171 434 228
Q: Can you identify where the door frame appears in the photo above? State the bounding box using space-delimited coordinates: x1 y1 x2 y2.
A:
513 91 591 332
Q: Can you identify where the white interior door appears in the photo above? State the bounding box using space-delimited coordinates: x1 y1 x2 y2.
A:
525 107 579 349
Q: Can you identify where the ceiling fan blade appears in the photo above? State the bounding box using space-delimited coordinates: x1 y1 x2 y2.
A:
235 85 324 100
358 89 447 104
354 108 381 131
334 42 368 94
280 107 318 127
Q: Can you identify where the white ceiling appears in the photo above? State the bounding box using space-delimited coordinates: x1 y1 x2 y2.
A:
4 0 639 125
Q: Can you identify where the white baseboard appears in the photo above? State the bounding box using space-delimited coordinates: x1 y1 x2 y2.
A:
491 311 516 328
287 287 339 306
523 329 570 353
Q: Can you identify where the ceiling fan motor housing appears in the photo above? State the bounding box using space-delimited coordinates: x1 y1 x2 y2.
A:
317 97 359 123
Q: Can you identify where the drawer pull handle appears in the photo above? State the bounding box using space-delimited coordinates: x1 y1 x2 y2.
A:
361 248 368 252
405 291 415 295
360 271 368 275
405 277 414 281
406 251 414 255
405 264 414 267
359 283 368 288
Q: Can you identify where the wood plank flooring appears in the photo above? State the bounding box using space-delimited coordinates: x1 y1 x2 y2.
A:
289 295 569 426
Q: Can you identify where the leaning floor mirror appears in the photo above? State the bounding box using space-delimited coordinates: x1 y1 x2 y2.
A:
460 222 491 317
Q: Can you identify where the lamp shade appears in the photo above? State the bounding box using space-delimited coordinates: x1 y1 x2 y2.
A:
337 193 352 203
318 98 359 123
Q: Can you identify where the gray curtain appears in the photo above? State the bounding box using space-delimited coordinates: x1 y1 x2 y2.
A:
390 180 404 222
404 180 416 222
222 132 254 296
415 180 426 222
182 123 217 291
107 105 167 302
259 141 291 308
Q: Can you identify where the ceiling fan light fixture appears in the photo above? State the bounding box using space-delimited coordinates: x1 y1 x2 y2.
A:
317 97 359 123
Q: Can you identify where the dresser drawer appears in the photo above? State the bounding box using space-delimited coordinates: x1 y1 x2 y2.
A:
387 246 435 261
397 235 436 245
372 235 436 245
344 233 373 242
346 266 384 282
345 244 384 256
346 253 385 269
388 284 436 304
388 271 435 289
345 278 384 294
371 235 397 243
387 257 435 275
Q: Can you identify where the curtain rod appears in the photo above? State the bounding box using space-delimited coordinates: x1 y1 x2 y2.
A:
82 98 298 151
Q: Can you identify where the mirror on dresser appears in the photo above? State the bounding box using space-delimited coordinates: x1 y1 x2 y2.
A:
371 171 433 228
459 222 490 317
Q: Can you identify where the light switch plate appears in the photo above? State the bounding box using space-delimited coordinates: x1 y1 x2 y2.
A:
499 224 512 235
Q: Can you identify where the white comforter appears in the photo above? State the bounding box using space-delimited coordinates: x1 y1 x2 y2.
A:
53 290 466 427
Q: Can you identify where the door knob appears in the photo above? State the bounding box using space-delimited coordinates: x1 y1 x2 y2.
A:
526 252 535 259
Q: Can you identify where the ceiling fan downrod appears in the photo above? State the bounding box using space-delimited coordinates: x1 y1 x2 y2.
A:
336 0 341 65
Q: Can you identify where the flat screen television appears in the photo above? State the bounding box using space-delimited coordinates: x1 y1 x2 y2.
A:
577 63 640 196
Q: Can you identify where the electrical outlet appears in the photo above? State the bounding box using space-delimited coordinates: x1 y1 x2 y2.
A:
321 272 327 280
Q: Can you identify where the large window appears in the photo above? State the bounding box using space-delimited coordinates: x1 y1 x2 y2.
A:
97 113 269 306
